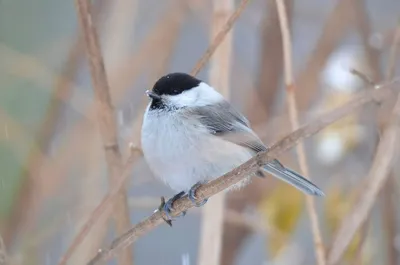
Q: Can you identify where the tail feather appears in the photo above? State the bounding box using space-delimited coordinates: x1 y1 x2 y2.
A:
262 159 325 196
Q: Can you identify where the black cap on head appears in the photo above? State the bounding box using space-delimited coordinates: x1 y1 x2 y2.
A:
152 72 201 96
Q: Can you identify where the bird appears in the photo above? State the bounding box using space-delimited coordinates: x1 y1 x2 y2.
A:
141 72 324 220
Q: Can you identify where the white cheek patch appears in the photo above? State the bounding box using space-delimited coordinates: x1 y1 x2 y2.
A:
164 82 224 108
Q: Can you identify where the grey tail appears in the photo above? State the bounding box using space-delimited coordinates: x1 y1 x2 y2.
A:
261 159 325 196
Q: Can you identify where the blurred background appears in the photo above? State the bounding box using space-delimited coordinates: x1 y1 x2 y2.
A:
1 0 400 264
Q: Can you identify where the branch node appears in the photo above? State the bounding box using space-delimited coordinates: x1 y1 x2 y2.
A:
350 68 376 86
104 143 119 151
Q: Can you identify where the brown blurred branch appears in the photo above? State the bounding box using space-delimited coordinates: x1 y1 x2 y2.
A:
386 25 400 81
327 95 400 265
87 78 400 265
69 1 133 265
127 0 187 148
276 0 326 264
222 2 293 263
1 36 83 247
247 0 293 124
351 218 370 265
351 0 382 83
380 24 400 265
190 0 250 76
42 2 186 201
110 2 188 101
69 135 109 265
48 3 188 191
198 1 234 265
0 235 8 265
69 0 138 263
381 180 397 265
296 0 355 110
327 26 400 265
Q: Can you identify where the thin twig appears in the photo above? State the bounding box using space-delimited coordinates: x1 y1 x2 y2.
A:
197 1 234 265
126 0 187 150
381 26 400 265
327 25 400 265
275 0 326 264
190 0 250 76
0 235 8 265
69 136 109 265
351 218 370 265
103 0 138 70
74 196 283 238
327 100 400 265
222 2 294 262
2 34 83 248
381 180 397 265
350 68 376 86
62 1 133 265
87 78 400 265
247 0 293 123
351 0 382 83
48 3 185 195
296 0 354 110
386 26 400 80
71 0 138 262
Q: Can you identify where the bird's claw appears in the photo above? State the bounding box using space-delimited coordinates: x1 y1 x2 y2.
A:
188 182 208 207
158 196 172 226
158 191 186 226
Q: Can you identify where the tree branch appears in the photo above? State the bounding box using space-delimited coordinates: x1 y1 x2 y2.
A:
327 23 400 265
0 235 8 265
327 97 400 265
61 0 133 265
197 1 234 265
275 0 326 264
296 0 355 110
190 0 250 76
87 78 400 265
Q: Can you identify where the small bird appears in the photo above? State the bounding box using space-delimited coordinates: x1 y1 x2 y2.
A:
141 72 324 220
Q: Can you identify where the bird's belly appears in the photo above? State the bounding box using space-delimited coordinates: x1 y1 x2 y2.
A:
142 119 253 192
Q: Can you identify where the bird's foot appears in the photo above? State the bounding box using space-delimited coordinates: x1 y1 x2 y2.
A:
158 191 186 226
188 182 208 207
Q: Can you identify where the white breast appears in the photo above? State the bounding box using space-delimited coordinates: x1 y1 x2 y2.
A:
141 106 254 192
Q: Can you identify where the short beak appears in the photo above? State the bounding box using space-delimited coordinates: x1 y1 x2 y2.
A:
145 90 161 100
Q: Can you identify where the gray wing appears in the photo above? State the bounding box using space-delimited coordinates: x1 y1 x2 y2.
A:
189 101 267 153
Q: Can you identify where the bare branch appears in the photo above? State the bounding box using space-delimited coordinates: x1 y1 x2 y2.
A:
0 235 8 265
197 1 234 265
60 0 133 265
296 0 355 110
351 0 383 83
246 0 293 124
221 1 292 262
275 0 326 264
350 68 376 86
87 78 400 265
386 26 400 80
327 25 400 265
190 0 250 76
327 100 400 265
381 180 397 265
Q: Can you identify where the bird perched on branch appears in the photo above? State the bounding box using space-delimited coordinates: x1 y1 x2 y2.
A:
141 72 324 221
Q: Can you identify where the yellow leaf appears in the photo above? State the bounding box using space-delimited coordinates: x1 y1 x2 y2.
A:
258 182 304 257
